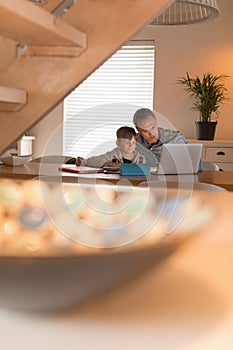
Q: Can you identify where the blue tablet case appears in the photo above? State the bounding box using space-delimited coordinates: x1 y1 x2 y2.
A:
120 164 150 176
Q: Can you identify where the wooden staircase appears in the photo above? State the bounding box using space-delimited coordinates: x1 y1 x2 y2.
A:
0 0 169 154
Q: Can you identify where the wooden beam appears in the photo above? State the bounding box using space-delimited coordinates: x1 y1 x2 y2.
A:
0 0 86 48
24 45 85 57
43 0 67 13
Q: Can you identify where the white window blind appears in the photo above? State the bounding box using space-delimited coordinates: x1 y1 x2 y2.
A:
63 40 155 158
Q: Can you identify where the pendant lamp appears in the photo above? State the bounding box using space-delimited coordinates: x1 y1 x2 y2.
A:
150 0 219 25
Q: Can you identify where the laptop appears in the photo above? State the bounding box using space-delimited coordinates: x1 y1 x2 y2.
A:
157 143 203 174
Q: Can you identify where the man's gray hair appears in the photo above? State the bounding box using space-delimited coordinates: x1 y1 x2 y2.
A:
133 108 157 126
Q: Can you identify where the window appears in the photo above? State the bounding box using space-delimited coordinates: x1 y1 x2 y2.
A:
63 40 155 158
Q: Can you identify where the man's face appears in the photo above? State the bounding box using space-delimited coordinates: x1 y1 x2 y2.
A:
136 115 159 145
117 137 136 155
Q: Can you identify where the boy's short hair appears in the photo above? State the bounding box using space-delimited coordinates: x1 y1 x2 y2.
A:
133 108 157 126
116 126 136 140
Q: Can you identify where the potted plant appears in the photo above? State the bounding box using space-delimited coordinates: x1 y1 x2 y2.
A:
177 72 229 140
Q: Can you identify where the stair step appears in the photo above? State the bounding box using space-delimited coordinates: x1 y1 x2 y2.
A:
0 0 86 54
0 86 27 112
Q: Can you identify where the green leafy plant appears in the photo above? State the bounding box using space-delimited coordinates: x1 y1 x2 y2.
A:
177 72 229 122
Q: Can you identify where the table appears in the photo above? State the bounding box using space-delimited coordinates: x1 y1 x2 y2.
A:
198 170 233 191
0 162 233 190
1 191 233 349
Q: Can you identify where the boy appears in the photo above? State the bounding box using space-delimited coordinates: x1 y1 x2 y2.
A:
76 126 147 168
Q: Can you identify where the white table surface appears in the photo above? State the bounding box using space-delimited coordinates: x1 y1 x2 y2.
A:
1 192 233 350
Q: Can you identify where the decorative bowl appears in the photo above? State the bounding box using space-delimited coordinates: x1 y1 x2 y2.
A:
0 179 212 311
0 155 32 166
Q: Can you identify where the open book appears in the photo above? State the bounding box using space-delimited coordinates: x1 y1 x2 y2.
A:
58 165 105 174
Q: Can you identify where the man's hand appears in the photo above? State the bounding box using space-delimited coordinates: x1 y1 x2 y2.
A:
75 157 87 166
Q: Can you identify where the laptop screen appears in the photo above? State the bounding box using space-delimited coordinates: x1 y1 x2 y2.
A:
157 144 203 175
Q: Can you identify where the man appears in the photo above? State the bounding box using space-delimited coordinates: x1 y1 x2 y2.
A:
133 108 187 166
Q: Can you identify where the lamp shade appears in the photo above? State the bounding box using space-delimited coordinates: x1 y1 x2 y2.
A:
28 0 47 4
150 0 219 25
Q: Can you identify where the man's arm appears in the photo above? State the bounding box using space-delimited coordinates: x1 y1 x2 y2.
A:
135 142 158 167
172 130 187 144
160 128 187 144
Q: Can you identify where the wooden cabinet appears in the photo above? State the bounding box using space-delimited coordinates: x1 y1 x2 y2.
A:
188 140 233 171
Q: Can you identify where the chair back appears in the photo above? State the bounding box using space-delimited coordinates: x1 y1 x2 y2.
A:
200 160 219 171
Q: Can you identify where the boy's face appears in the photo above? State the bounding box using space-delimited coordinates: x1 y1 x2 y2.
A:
116 136 136 155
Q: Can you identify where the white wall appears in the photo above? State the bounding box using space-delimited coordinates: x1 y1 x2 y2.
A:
32 0 233 155
135 0 233 140
32 104 63 157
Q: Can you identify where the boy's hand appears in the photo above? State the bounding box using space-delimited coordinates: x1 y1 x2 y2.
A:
76 157 87 166
105 161 120 168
